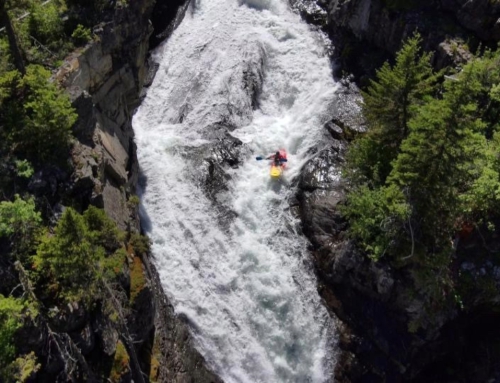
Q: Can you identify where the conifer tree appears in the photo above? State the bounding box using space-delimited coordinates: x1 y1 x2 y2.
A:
348 33 436 186
389 59 488 251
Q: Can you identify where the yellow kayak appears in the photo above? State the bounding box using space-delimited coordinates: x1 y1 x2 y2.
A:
270 164 283 178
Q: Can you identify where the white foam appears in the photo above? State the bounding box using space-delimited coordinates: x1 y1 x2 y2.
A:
133 0 338 381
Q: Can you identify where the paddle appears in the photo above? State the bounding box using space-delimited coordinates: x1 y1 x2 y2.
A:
255 156 287 162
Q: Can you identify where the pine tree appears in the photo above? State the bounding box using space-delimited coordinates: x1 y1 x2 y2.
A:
389 59 487 252
2 65 77 166
351 33 436 185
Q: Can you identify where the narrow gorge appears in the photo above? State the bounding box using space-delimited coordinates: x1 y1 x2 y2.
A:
1 0 500 382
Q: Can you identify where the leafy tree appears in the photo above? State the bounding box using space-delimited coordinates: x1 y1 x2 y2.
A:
0 195 42 257
71 24 92 46
83 205 123 252
28 1 65 49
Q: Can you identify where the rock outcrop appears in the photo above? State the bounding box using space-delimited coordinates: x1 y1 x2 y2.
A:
323 0 500 79
43 0 223 381
297 80 500 382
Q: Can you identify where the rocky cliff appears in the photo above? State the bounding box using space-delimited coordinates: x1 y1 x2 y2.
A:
287 0 500 380
325 0 500 79
45 0 222 381
294 78 500 382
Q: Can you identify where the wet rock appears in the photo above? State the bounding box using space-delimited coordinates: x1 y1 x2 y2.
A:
149 0 192 49
327 81 366 138
140 254 223 383
290 0 329 31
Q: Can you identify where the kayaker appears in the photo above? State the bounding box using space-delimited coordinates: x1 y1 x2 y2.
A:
267 151 283 166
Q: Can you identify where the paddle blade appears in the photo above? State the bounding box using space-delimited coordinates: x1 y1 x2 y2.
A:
280 158 288 162
256 156 264 160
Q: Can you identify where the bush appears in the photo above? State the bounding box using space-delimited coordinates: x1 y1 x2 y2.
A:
129 233 150 256
71 24 92 46
33 206 126 304
0 296 24 371
0 195 42 257
28 2 65 48
2 65 77 166
341 184 410 260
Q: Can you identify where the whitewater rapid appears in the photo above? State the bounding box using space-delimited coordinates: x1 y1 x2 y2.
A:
133 0 339 380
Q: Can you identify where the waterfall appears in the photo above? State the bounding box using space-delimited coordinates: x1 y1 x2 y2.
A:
133 0 338 380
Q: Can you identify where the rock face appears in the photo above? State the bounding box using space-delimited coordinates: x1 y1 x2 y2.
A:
49 0 222 382
297 81 500 382
325 0 500 79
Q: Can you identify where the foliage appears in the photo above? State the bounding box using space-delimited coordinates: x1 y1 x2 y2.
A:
28 1 65 49
129 233 150 256
71 24 92 46
33 206 126 304
34 207 103 302
344 40 500 260
341 184 410 260
343 37 500 328
130 256 146 303
127 195 140 208
0 69 20 107
100 248 127 282
83 206 123 251
14 159 34 179
0 37 12 73
1 65 77 166
9 352 41 383
0 296 34 374
110 340 130 383
348 33 436 186
0 195 42 257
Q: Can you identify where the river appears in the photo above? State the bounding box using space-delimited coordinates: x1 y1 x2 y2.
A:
132 0 338 380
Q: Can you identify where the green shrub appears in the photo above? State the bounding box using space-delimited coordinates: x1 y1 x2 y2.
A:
0 195 42 257
129 233 150 256
14 160 34 179
0 296 24 371
33 206 127 304
28 2 65 49
2 65 77 166
71 24 92 46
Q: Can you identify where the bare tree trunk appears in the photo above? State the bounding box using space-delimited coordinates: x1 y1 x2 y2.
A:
0 0 26 75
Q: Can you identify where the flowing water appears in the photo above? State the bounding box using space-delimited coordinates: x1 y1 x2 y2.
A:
133 0 339 380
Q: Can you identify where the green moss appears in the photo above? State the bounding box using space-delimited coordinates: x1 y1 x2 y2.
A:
130 256 146 304
127 195 140 208
110 340 130 383
149 339 161 383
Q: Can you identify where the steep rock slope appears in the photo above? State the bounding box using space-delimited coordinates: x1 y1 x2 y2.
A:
49 0 222 381
326 0 500 79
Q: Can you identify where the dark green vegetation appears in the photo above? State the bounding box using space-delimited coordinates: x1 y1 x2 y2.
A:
0 1 151 381
342 33 500 328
